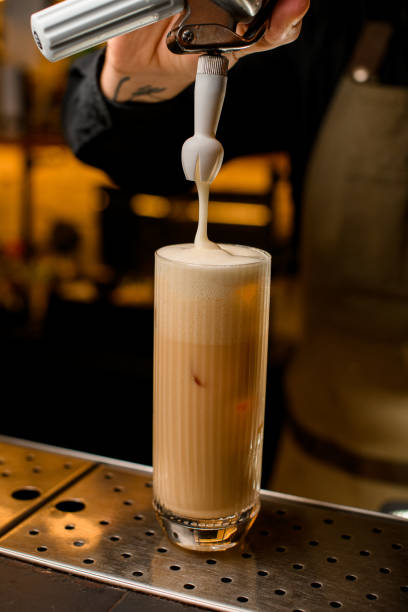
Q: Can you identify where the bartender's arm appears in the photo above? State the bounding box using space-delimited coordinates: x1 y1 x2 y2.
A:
62 0 309 194
100 0 309 103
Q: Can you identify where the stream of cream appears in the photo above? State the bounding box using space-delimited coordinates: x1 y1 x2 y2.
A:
194 181 218 250
159 180 258 265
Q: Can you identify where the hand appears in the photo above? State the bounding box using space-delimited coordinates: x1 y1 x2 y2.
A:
100 0 310 103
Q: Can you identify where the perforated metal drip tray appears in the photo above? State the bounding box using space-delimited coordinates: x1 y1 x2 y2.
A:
0 440 93 536
0 437 407 612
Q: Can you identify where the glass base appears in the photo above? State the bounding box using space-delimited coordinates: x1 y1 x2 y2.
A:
154 500 260 551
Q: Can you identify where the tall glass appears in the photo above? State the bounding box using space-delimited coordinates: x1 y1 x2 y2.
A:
153 244 271 551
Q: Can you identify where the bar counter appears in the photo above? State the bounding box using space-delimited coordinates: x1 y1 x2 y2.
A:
0 435 407 611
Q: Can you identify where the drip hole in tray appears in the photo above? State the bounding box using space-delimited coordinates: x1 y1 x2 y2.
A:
170 565 181 571
366 594 378 600
133 571 143 577
55 500 85 512
257 571 268 577
29 529 39 535
184 584 195 590
237 596 248 603
379 567 390 574
221 577 232 582
12 487 41 501
293 563 304 570
329 602 342 608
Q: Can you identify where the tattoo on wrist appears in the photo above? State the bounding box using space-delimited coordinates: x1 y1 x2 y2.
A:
131 85 167 101
113 76 167 102
112 76 130 101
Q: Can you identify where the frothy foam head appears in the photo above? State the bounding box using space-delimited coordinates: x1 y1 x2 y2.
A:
155 244 270 344
157 243 263 267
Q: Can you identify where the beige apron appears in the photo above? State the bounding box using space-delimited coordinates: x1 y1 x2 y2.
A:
271 23 408 511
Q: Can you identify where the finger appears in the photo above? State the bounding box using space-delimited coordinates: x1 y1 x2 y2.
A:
237 0 309 58
264 0 309 45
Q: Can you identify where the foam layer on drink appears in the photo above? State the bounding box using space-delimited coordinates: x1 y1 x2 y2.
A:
159 242 261 266
156 243 268 345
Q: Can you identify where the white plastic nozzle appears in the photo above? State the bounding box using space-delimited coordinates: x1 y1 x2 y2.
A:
182 54 228 183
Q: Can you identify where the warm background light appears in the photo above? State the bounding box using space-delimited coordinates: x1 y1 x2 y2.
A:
0 144 293 268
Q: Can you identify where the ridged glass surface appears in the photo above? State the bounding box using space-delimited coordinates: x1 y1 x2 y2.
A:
153 245 271 520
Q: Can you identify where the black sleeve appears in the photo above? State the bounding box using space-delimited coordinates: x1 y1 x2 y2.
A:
62 48 194 195
62 46 300 196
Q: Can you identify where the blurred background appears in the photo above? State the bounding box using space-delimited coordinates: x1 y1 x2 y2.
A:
0 0 301 483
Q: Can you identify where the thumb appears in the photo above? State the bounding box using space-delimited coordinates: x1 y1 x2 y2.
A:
236 0 309 58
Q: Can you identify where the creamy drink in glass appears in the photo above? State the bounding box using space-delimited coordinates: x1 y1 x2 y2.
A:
153 182 271 551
